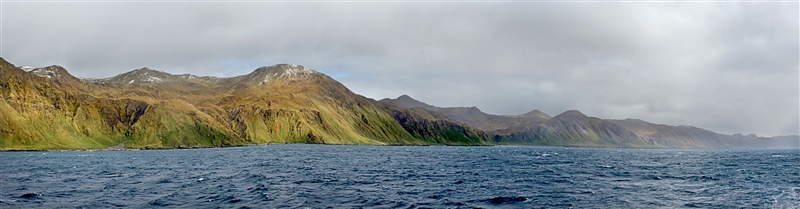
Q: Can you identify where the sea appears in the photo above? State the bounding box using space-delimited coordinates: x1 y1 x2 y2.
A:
1 145 798 208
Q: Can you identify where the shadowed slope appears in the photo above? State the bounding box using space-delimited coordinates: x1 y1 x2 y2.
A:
381 95 551 132
608 119 800 149
383 95 798 149
372 101 491 145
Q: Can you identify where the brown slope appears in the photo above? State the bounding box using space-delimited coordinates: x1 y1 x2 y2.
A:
380 95 644 147
493 110 647 147
1 58 144 149
1 58 436 150
380 95 550 132
607 119 800 149
387 95 796 149
372 101 490 145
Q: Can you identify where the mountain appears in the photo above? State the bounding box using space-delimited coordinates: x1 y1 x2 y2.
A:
1 58 490 150
607 119 799 149
2 57 796 150
381 95 799 149
380 95 551 132
372 101 490 145
492 110 649 147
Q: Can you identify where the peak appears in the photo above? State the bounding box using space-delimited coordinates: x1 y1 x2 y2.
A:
104 67 177 85
521 109 551 118
254 64 313 73
381 94 436 109
623 118 648 123
242 64 321 85
275 63 304 69
251 64 318 77
23 65 74 80
130 67 167 74
555 110 587 118
395 94 420 102
455 106 482 113
20 66 37 71
45 65 68 72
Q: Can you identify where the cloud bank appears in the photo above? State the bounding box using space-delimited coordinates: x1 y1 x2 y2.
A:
3 2 798 136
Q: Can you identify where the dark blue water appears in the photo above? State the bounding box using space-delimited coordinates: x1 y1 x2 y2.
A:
1 145 798 208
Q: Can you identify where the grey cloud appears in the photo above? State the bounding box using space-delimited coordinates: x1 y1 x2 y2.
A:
3 2 797 136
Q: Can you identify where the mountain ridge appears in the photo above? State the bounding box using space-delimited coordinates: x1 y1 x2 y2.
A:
2 58 797 150
1 57 492 150
381 95 798 149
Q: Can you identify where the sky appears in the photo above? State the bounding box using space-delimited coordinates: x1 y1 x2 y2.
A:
2 1 798 137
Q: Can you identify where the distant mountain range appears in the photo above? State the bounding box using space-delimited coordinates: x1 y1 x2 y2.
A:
1 57 797 150
381 95 799 149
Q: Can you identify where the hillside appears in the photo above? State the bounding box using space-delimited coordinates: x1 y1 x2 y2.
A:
372 101 490 145
381 95 799 149
380 95 551 132
607 119 799 149
2 57 796 150
492 110 649 147
0 58 490 150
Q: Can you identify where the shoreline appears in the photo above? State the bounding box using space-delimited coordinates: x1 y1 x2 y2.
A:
0 142 494 152
2 142 798 152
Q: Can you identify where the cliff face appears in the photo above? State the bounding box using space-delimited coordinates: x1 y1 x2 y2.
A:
1 58 449 150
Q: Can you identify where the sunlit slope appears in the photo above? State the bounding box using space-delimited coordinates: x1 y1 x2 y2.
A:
0 58 446 150
0 61 124 149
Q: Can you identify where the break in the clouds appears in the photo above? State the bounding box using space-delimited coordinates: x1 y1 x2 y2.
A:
2 2 798 137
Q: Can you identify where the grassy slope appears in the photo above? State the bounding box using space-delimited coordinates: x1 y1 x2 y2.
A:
0 58 455 150
0 61 124 150
374 103 492 146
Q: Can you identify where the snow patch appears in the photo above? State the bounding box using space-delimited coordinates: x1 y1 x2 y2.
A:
17 66 58 79
20 66 37 72
28 68 58 79
145 76 162 82
260 76 270 85
249 64 320 85
279 64 314 78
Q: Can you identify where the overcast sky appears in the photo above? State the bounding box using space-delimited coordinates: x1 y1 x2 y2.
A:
2 1 798 136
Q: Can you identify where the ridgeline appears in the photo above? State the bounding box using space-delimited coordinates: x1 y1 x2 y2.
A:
1 58 796 150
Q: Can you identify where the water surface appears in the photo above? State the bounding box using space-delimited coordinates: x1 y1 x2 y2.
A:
1 145 798 208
